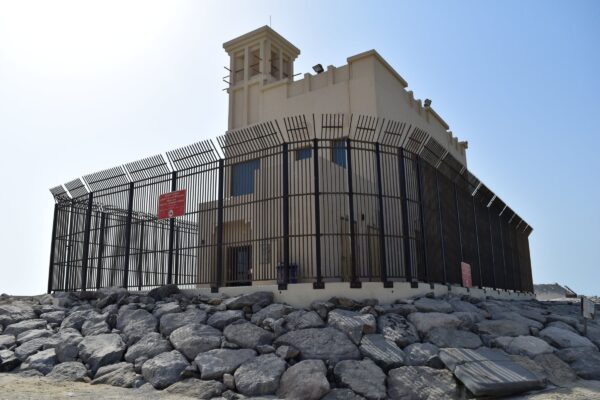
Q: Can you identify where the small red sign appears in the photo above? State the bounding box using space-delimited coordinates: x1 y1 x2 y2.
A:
461 262 473 288
158 190 186 220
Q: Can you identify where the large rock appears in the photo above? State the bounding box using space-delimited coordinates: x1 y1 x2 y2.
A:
141 350 189 389
359 334 405 370
16 329 52 345
387 366 459 400
61 310 103 331
328 309 376 345
310 300 335 319
407 312 461 337
194 348 256 379
20 348 56 375
14 337 54 361
118 309 158 345
223 321 274 349
491 311 544 330
414 297 453 313
322 389 366 400
4 319 47 336
169 324 221 360
277 359 330 400
491 335 554 358
92 362 143 388
55 333 83 362
0 334 16 349
78 333 126 374
207 310 245 329
476 319 530 337
147 284 181 301
539 326 597 349
39 310 65 325
234 353 286 396
285 310 325 330
425 327 482 349
251 304 294 326
274 327 360 363
448 297 488 316
159 309 207 336
152 302 182 319
0 349 19 372
224 291 274 310
47 361 89 382
124 332 172 367
510 353 577 388
403 342 444 368
95 287 129 309
334 358 386 400
81 319 110 336
377 314 419 347
0 302 36 326
440 347 545 397
556 347 600 380
164 378 225 399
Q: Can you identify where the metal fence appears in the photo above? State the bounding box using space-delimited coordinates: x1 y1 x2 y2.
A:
48 114 534 293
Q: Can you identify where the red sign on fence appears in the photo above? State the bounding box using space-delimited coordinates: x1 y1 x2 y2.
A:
158 190 186 220
461 262 473 288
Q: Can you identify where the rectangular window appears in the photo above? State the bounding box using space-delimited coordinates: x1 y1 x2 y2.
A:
332 139 347 168
231 159 260 196
295 148 312 161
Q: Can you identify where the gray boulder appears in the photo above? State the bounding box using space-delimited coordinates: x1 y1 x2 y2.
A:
14 337 53 361
119 309 158 345
277 359 329 400
170 323 221 360
491 335 554 358
207 310 245 329
425 327 482 349
152 302 182 319
95 287 129 309
0 349 19 372
81 319 110 336
377 314 419 347
92 362 143 388
160 309 207 336
285 310 325 330
274 327 360 363
547 320 579 334
61 310 102 331
452 312 484 329
476 319 530 337
47 361 89 382
124 332 172 367
251 304 295 326
55 334 83 363
223 321 274 349
407 312 461 337
556 347 600 380
164 378 225 399
0 334 16 349
147 284 181 301
414 297 453 313
379 303 417 317
539 326 597 349
16 329 52 345
334 358 386 400
322 389 366 400
492 311 544 330
403 342 444 368
510 353 577 388
78 333 126 374
194 348 256 379
359 334 405 370
0 302 36 326
4 319 47 336
224 291 274 310
39 311 65 325
141 350 189 389
234 353 286 396
310 300 335 319
388 366 459 399
275 344 299 360
21 348 56 375
328 309 376 345
448 298 488 316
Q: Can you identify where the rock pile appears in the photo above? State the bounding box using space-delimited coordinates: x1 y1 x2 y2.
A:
1 287 599 399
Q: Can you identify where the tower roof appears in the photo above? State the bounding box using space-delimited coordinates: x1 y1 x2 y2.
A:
223 25 300 58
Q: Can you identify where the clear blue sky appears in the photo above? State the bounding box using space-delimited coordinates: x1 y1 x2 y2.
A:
0 0 598 295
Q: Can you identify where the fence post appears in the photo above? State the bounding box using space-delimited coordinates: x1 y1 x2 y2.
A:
453 182 464 262
47 202 59 294
471 195 483 288
167 171 177 285
137 221 145 291
434 169 448 284
487 207 497 289
214 159 224 292
346 139 360 288
375 143 390 287
122 182 134 289
64 199 75 291
498 213 508 290
96 211 106 290
280 143 290 290
398 148 414 287
174 227 180 285
415 155 429 284
312 139 324 289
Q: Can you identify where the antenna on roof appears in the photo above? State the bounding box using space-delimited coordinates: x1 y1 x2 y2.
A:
269 16 272 27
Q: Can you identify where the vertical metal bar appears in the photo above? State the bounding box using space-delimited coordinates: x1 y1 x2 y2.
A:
174 227 180 285
80 192 94 291
398 148 414 285
96 212 106 290
64 199 75 291
487 207 497 289
313 139 324 289
122 182 135 289
435 169 448 284
415 155 429 283
214 159 224 291
471 195 483 288
375 143 390 287
498 213 508 290
137 221 145 291
281 143 290 289
167 171 177 285
453 182 464 261
346 139 360 288
47 202 59 294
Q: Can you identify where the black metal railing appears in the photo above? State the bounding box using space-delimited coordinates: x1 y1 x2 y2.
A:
48 114 534 293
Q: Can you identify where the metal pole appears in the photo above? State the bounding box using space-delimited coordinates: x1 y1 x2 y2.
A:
214 159 224 292
398 148 414 286
47 202 59 294
96 212 106 290
64 199 75 291
122 182 134 289
137 221 145 291
487 207 497 289
434 169 448 284
471 196 483 288
375 143 390 287
346 139 360 288
453 182 464 262
313 139 324 289
167 171 177 285
415 155 429 283
80 192 94 291
281 143 290 290
498 213 508 290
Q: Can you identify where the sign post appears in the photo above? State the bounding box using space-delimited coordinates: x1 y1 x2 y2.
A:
158 189 187 220
461 262 472 289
